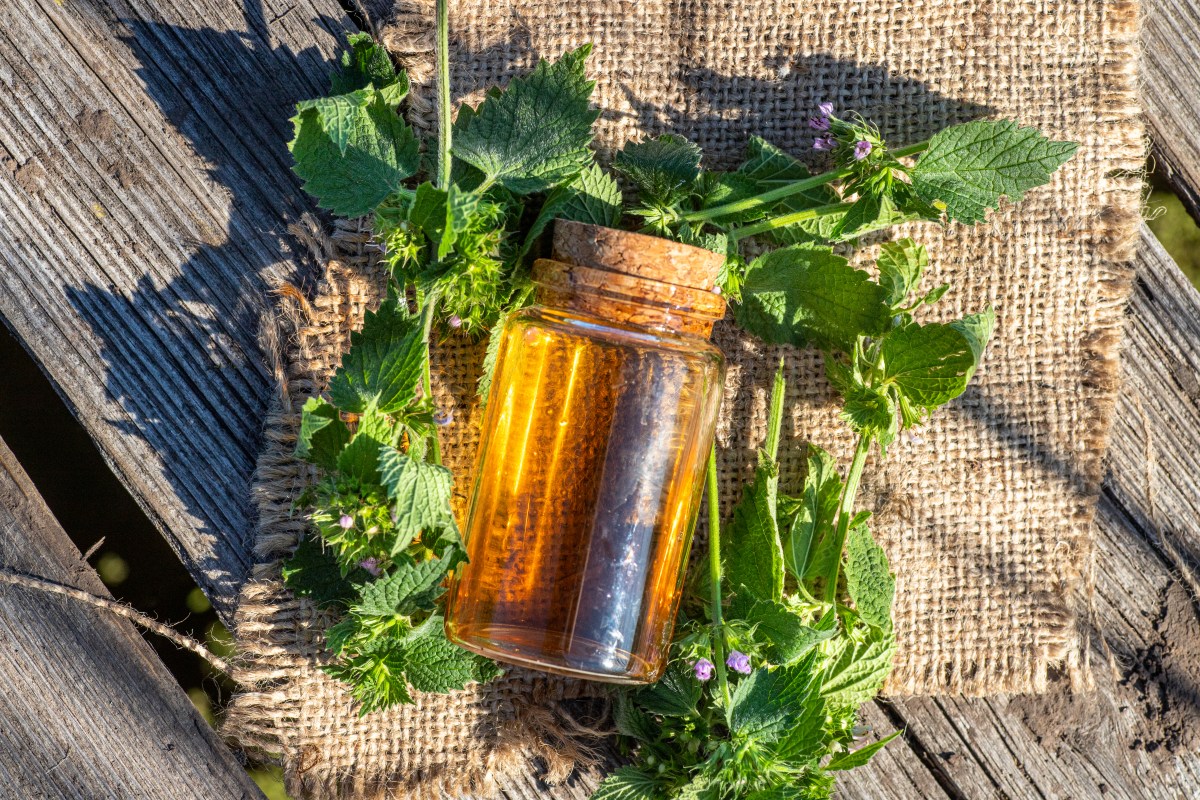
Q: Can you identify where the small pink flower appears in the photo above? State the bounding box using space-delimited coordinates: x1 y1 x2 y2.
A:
813 136 837 151
448 315 463 329
854 140 874 160
818 102 835 117
338 514 354 530
726 650 752 675
693 658 715 682
359 558 382 577
434 409 454 426
808 115 830 131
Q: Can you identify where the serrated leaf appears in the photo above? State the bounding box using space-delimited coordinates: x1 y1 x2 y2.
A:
675 775 721 800
296 397 351 471
377 448 455 546
832 191 927 241
589 766 662 800
296 91 371 156
332 33 402 95
282 535 361 607
819 626 896 713
880 309 995 411
876 238 929 307
909 119 1078 224
841 383 897 446
728 658 821 743
723 459 784 603
612 692 658 742
399 618 502 692
290 89 420 217
826 730 902 771
704 138 836 227
633 661 702 717
451 45 598 194
735 245 891 352
523 163 622 256
336 430 387 484
743 598 838 665
615 134 703 206
354 557 448 617
845 524 895 630
327 300 425 414
786 446 842 583
323 640 413 713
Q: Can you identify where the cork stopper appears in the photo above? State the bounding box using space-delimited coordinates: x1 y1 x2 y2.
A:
532 221 726 337
551 220 725 291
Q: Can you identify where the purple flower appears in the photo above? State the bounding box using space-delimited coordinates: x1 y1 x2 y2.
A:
808 115 830 131
448 314 463 329
818 102 835 117
434 408 454 427
693 658 715 682
812 135 837 151
726 650 752 675
338 514 354 530
359 558 382 577
854 140 874 160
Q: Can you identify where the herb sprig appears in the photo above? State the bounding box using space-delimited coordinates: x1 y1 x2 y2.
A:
279 14 1075 794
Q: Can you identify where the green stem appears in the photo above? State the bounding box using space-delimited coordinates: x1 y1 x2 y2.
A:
763 358 786 462
728 202 852 242
419 292 443 466
683 140 929 225
435 0 451 191
822 434 872 604
706 445 732 709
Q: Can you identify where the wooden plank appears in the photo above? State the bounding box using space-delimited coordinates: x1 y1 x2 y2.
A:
837 227 1200 799
0 0 354 620
1143 0 1200 218
0 435 263 798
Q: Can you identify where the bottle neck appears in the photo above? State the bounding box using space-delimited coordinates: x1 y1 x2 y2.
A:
532 258 726 337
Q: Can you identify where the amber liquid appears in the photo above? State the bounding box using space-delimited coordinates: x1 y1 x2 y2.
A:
445 307 724 683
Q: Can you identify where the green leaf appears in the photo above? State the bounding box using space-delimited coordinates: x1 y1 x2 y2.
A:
281 535 361 608
909 119 1078 225
615 134 703 206
323 640 413 713
523 163 622 255
723 458 784 603
832 192 927 241
633 662 701 717
880 309 995 411
296 397 352 471
876 238 928 307
826 730 902 771
786 446 842 583
589 766 662 800
451 45 599 194
705 138 836 226
735 245 891 352
675 775 721 800
332 33 402 95
399 618 502 692
612 692 658 742
728 658 822 743
377 448 455 545
844 524 895 630
336 429 387 485
354 558 449 617
819 626 896 713
327 299 426 414
841 383 897 446
743 598 838 665
290 89 420 217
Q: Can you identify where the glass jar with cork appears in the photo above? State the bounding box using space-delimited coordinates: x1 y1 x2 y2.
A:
444 220 727 684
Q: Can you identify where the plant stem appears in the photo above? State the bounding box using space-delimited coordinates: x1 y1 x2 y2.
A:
683 140 929 225
706 445 732 709
764 358 786 461
822 434 872 604
435 0 451 191
727 202 852 242
419 291 443 466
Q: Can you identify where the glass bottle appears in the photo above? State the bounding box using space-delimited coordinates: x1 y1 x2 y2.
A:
445 220 726 684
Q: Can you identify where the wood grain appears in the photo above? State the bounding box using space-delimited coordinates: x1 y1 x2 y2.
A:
0 435 264 799
0 0 354 621
1143 0 1200 219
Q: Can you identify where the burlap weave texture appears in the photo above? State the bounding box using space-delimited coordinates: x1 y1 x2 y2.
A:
224 0 1143 797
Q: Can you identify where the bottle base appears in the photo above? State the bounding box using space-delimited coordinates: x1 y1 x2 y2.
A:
445 621 662 685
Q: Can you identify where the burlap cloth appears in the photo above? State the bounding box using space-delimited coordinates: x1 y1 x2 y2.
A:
223 0 1144 797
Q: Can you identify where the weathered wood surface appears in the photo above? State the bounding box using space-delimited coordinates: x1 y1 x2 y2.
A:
1143 0 1200 218
0 436 264 799
2 0 1200 798
0 0 354 621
